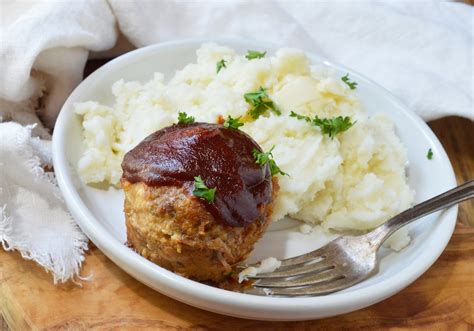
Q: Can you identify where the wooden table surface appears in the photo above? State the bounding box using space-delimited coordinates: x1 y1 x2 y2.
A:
1 61 473 330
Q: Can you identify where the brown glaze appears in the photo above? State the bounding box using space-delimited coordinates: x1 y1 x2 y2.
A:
121 123 273 227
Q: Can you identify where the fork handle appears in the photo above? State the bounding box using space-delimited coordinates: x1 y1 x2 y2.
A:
366 180 474 247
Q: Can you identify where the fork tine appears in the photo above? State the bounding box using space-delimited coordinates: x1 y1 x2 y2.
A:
238 246 328 272
247 258 333 279
278 246 329 267
236 240 335 278
254 278 352 297
253 268 340 288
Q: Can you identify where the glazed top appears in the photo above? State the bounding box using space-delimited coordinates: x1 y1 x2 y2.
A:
121 123 273 227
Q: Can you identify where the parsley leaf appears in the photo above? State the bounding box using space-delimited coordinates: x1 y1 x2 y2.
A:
192 176 216 203
290 111 355 139
216 59 227 73
248 101 280 119
268 159 288 177
252 146 288 176
245 50 266 60
289 111 311 122
313 116 354 138
223 116 244 130
427 148 434 160
177 112 195 124
244 87 281 119
341 74 358 90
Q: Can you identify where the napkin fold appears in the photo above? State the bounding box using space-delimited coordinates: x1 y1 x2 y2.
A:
0 122 88 283
0 0 472 283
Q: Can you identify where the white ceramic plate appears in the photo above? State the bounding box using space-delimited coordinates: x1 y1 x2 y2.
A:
52 39 457 321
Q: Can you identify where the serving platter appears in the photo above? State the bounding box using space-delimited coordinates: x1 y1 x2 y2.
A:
52 38 457 321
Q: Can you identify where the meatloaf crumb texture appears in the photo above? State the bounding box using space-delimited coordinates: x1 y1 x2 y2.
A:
122 178 278 282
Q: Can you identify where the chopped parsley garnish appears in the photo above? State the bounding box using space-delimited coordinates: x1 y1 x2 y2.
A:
223 116 244 130
192 176 216 203
245 50 266 60
289 111 312 122
341 74 358 90
177 112 195 124
252 146 288 176
244 87 281 119
216 59 227 73
244 87 268 104
427 148 434 160
290 111 355 139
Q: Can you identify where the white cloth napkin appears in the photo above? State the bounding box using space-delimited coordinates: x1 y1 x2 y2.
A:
0 122 88 283
0 0 473 283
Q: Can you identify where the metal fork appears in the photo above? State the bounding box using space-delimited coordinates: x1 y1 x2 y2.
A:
244 180 474 297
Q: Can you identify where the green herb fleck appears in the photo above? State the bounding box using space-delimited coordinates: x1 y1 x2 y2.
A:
244 87 281 119
216 59 227 73
244 87 268 104
245 50 266 60
289 111 312 122
177 112 195 124
290 111 355 139
341 74 358 90
223 116 244 130
427 148 434 160
252 146 288 176
192 176 216 203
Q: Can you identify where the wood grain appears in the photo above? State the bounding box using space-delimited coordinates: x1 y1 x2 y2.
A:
1 223 473 330
1 117 473 330
1 55 473 330
428 117 474 226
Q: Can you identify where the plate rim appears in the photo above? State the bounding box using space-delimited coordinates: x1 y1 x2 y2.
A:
52 37 458 321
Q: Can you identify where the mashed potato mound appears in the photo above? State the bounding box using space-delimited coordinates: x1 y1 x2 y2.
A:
75 43 414 250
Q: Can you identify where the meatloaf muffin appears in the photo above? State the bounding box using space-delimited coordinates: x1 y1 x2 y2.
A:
121 122 277 282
